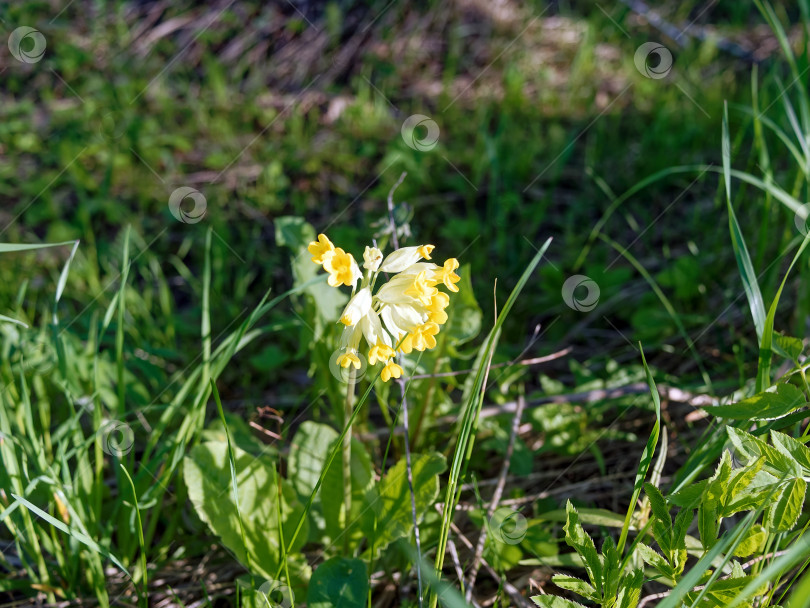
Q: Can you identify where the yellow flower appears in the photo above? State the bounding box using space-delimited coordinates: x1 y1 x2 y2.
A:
368 341 396 365
308 233 335 264
363 246 383 272
411 322 440 351
381 361 403 382
310 233 460 380
323 247 361 287
434 258 460 292
336 351 362 369
403 271 438 306
427 292 450 325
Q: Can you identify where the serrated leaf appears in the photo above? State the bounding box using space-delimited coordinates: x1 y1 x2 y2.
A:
732 524 766 558
552 575 599 602
563 501 603 596
637 543 672 574
685 575 767 603
307 557 368 608
771 431 810 473
669 480 707 508
723 456 765 515
774 334 804 361
727 427 801 475
617 569 644 608
763 477 806 532
531 596 589 608
706 384 806 421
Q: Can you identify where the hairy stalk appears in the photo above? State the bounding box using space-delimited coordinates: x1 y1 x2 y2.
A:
343 369 355 553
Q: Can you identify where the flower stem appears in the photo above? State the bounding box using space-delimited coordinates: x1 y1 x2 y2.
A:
343 369 356 553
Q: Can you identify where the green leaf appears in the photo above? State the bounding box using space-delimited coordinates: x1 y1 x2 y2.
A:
637 543 672 575
616 569 644 608
770 431 810 473
321 436 374 547
763 477 806 532
685 575 767 604
726 427 801 475
183 442 309 581
551 575 599 602
361 452 446 557
722 103 766 342
563 501 603 597
288 422 339 498
307 557 368 608
774 334 804 361
531 596 589 608
669 480 708 508
704 384 806 421
732 524 766 558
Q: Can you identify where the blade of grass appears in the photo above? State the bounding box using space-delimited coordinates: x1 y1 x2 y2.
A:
430 238 552 608
722 102 767 342
617 345 661 557
119 465 147 608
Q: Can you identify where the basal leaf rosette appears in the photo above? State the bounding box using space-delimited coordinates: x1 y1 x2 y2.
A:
307 234 460 382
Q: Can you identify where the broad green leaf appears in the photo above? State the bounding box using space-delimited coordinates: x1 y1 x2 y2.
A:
321 436 374 548
704 384 806 421
723 456 765 514
307 557 368 608
361 452 446 557
770 431 810 472
602 536 621 599
726 427 801 475
551 575 598 602
183 442 309 581
288 422 339 498
763 477 806 532
563 501 603 596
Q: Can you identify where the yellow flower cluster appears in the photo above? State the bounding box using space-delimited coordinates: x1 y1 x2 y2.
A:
307 233 460 381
